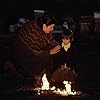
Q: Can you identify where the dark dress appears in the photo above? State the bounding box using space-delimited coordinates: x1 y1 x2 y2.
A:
53 43 78 71
49 43 78 85
13 20 59 87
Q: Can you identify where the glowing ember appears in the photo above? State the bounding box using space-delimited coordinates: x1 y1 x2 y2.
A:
50 86 56 90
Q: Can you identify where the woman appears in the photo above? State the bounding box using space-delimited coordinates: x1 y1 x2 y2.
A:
13 15 61 87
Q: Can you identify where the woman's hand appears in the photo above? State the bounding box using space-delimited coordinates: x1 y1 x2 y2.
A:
50 45 61 55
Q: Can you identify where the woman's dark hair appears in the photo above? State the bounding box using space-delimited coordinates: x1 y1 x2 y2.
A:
37 15 56 28
61 26 73 42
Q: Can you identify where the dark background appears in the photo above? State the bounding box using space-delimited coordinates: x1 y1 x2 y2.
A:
0 0 100 17
0 0 100 92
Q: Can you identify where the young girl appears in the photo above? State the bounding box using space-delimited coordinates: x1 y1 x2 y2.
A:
49 27 78 87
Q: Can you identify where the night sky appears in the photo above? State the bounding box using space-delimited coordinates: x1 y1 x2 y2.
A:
0 0 100 19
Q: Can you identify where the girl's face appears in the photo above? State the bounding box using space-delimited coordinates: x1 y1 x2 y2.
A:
62 37 70 45
43 24 55 34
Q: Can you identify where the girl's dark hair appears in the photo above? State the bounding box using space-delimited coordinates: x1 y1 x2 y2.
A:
37 15 56 28
61 26 73 42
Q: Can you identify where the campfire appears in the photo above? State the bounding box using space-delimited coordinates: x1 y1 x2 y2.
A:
35 73 77 96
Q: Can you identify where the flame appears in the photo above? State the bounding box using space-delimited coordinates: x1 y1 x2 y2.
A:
63 81 72 94
53 81 76 96
40 73 76 96
41 73 49 90
64 63 67 69
63 81 76 95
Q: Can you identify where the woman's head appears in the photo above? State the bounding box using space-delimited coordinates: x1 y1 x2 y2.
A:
38 15 56 33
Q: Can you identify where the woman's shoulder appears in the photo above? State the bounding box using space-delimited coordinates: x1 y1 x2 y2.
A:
21 20 41 32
